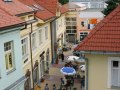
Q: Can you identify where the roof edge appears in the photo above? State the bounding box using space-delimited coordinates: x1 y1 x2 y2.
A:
0 22 25 31
73 50 120 55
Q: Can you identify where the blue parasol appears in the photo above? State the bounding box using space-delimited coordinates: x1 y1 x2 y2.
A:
60 67 76 75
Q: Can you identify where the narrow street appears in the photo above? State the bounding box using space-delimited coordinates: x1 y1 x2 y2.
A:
35 43 84 90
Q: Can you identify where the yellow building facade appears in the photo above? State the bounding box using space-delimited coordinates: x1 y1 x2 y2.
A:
85 54 120 90
20 13 52 88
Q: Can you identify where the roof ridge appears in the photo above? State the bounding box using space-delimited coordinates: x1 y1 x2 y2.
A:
78 5 120 49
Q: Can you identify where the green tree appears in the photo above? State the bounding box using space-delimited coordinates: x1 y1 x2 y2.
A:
102 0 120 16
58 0 69 5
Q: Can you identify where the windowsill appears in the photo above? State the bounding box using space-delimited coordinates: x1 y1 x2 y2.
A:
111 86 120 89
7 68 16 75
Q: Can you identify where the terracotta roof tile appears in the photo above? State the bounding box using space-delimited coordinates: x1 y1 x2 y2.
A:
74 5 120 52
35 10 55 21
35 0 68 15
0 0 33 15
35 0 57 14
0 9 24 29
60 5 68 14
18 0 55 21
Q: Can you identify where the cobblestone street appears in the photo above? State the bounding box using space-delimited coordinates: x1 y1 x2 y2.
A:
35 43 83 90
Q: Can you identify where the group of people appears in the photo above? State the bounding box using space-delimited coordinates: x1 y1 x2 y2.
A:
44 83 57 90
64 61 78 72
60 75 74 89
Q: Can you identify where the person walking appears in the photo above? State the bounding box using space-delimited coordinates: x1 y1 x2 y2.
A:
81 76 85 90
61 53 64 62
53 84 57 90
44 83 49 90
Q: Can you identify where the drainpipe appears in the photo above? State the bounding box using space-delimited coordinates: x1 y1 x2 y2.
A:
29 23 34 89
50 22 54 64
85 58 88 90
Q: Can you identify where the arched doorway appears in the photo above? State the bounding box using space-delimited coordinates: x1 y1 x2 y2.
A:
24 69 31 90
40 55 45 78
33 60 39 84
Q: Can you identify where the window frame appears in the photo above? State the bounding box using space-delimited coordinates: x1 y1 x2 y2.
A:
80 32 88 41
108 57 120 88
21 37 28 59
31 32 37 50
39 29 42 45
4 41 15 72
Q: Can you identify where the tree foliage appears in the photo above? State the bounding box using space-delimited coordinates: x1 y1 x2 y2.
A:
102 0 120 16
58 0 69 5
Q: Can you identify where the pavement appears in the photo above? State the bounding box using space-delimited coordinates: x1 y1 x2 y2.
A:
35 43 84 90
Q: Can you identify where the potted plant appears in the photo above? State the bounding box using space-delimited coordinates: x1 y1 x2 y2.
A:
41 77 44 83
56 55 59 64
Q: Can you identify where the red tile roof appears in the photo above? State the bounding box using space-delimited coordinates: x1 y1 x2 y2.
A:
60 4 68 14
0 0 33 16
35 10 55 21
74 5 120 52
35 0 57 14
35 0 68 15
19 0 55 21
0 9 24 29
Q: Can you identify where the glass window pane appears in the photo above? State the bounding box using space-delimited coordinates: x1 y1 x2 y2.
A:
113 61 119 67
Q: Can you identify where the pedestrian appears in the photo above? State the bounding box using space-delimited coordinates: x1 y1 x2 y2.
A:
61 53 64 62
44 83 49 90
81 76 85 89
60 78 64 87
53 84 57 90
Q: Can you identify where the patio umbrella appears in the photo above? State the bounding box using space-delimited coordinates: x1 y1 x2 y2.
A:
60 67 76 75
67 56 85 63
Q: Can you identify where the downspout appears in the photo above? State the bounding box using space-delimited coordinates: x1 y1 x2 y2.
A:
29 23 34 89
85 58 88 90
50 17 58 64
50 21 53 64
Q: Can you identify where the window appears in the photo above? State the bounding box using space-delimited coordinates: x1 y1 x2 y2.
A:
111 61 120 87
64 17 66 25
108 57 120 88
56 20 58 30
31 33 36 49
80 32 88 41
45 26 48 39
21 37 28 59
39 30 42 45
4 41 14 71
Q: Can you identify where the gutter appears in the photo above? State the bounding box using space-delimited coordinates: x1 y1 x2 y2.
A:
73 50 120 55
0 22 25 31
16 11 36 17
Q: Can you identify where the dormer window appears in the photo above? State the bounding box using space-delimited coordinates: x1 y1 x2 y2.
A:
3 0 12 2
